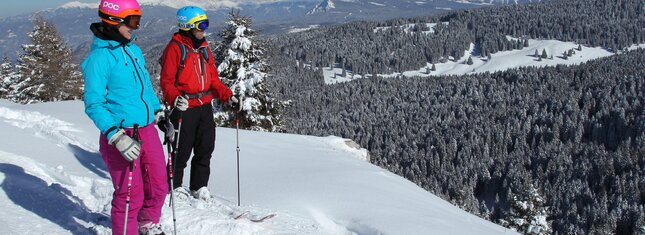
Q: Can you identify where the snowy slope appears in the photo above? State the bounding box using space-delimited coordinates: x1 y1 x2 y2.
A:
323 36 645 84
307 0 336 14
0 100 516 234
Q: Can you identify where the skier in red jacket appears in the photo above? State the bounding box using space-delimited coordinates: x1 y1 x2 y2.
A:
160 6 238 200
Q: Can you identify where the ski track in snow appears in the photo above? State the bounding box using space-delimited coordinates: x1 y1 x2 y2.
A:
0 106 95 152
0 105 322 235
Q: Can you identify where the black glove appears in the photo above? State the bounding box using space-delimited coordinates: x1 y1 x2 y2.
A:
227 95 242 111
155 110 175 143
155 110 165 130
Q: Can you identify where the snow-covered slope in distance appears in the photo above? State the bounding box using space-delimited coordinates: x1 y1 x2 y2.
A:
0 100 516 234
307 0 336 15
323 34 645 84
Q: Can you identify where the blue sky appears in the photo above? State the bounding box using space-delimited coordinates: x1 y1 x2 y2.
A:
0 0 96 18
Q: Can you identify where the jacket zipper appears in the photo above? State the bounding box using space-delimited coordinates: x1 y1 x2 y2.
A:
192 56 204 106
200 48 208 90
193 59 203 91
123 45 150 125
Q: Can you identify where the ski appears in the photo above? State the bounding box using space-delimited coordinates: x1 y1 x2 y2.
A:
248 213 276 222
232 210 276 222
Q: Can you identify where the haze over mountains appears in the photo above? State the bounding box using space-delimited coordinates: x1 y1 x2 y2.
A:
0 0 541 60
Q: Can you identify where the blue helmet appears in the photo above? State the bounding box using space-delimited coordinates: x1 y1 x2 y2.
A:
176 6 209 31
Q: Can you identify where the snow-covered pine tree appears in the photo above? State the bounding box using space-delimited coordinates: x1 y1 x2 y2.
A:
214 10 288 132
11 14 83 104
500 185 552 235
0 56 15 97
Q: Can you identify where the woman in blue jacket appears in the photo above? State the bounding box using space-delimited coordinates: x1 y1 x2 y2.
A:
82 1 167 234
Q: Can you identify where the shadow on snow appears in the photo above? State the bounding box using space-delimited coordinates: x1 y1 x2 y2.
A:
0 163 109 233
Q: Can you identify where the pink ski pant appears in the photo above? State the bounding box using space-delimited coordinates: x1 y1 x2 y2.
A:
99 124 168 235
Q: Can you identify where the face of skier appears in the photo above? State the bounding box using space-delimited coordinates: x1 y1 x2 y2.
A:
117 15 141 40
118 24 135 40
191 29 205 40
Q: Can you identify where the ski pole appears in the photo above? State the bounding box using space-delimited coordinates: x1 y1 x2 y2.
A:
170 110 183 235
123 162 133 235
167 143 177 235
165 110 178 235
124 124 140 235
236 111 241 207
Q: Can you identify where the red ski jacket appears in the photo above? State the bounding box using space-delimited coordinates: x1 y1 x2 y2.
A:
160 33 232 108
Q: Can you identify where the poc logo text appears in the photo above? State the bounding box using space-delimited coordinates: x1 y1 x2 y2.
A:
102 1 120 11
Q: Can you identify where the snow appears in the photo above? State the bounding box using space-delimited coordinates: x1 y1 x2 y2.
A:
451 0 494 5
368 2 386 7
0 100 515 234
288 25 321 34
59 2 98 9
308 0 336 15
323 38 645 84
374 23 441 34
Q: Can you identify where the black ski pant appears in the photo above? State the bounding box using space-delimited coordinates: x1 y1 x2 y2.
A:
170 104 216 191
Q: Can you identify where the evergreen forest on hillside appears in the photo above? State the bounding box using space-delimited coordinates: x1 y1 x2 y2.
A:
271 0 644 76
272 46 645 234
266 0 645 233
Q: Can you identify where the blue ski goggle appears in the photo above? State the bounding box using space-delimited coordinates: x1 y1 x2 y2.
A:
178 19 209 31
195 20 209 31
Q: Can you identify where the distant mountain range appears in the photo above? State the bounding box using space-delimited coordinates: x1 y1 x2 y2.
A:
0 0 542 61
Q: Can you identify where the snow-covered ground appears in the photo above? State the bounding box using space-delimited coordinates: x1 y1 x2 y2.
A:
0 100 515 234
288 25 321 34
373 23 444 34
323 37 645 84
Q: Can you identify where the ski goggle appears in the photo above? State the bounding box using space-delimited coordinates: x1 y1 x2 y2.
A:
123 15 141 30
194 20 209 31
99 11 141 29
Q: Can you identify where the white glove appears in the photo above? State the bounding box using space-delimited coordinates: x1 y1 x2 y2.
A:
108 129 141 162
174 95 189 111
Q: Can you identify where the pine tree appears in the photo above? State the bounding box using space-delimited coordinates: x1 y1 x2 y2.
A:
467 56 474 65
11 15 83 104
214 10 288 132
541 49 548 59
0 56 14 98
500 185 552 235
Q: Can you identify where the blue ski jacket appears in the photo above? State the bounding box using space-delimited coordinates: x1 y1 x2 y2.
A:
82 35 161 140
